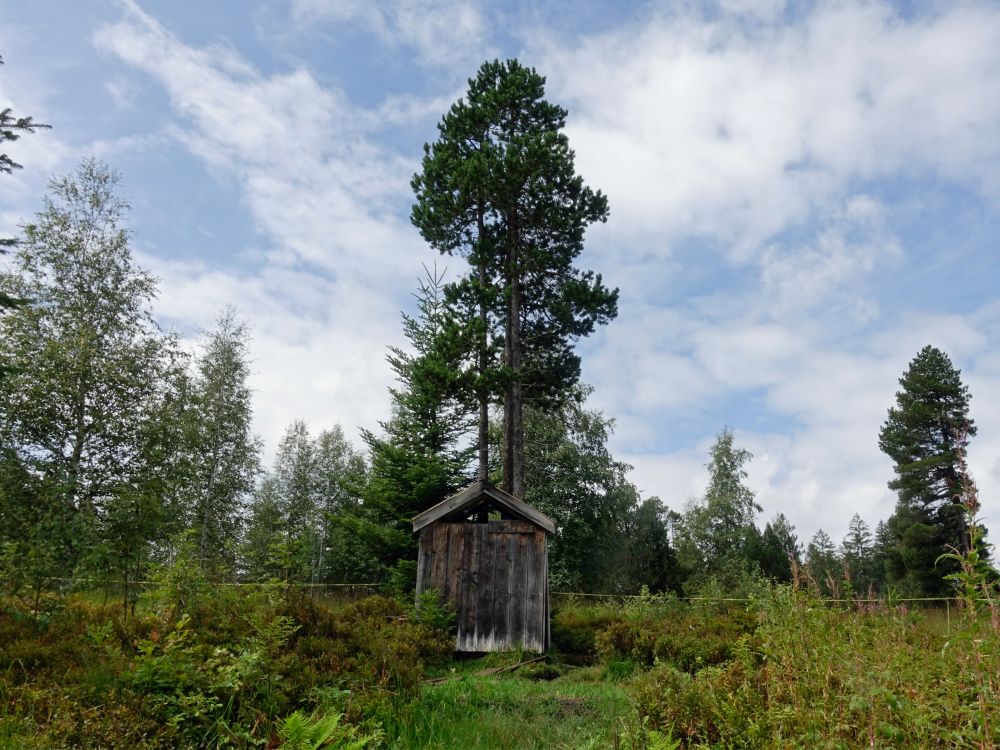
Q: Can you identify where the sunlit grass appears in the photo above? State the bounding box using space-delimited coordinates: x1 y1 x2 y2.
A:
382 669 635 750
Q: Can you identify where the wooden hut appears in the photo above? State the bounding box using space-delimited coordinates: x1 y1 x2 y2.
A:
412 481 555 652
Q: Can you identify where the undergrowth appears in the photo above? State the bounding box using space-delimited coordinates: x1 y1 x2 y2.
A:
629 587 999 748
2 566 998 749
0 586 452 748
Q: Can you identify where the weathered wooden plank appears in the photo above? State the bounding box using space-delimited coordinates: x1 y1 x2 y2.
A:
415 529 427 596
430 523 450 593
543 542 550 649
503 530 520 649
445 523 464 603
524 530 541 651
468 523 495 651
491 526 511 650
424 529 436 592
459 523 479 647
514 531 529 648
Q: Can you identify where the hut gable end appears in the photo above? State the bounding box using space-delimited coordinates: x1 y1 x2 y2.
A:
412 480 556 534
413 481 552 653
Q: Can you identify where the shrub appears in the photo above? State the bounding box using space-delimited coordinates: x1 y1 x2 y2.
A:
596 602 757 673
0 588 455 748
631 586 1000 748
551 600 621 660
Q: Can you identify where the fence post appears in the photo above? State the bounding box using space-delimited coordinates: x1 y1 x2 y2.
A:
946 598 950 636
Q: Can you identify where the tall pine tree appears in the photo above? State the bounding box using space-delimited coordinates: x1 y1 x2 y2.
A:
1 52 51 308
878 345 979 595
412 59 618 499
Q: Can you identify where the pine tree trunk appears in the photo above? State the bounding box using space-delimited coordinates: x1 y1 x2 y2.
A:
502 215 524 499
510 271 524 500
476 211 489 482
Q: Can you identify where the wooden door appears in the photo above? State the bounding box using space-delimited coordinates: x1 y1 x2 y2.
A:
417 520 548 652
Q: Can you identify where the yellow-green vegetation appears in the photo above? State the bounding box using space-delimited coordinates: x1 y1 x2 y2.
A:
631 588 999 748
2 581 998 749
381 668 637 749
0 589 451 749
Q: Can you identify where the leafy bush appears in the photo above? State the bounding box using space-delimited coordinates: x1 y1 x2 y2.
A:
596 601 757 673
631 586 1000 748
551 600 621 660
0 588 454 748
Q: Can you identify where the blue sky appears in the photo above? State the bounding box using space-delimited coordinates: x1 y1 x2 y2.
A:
2 0 998 546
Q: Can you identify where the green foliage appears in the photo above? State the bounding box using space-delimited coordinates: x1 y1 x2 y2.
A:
805 529 842 596
0 590 453 748
356 269 473 573
879 345 982 595
521 393 675 593
751 513 800 584
0 159 187 604
244 421 371 584
937 474 1000 748
550 600 621 660
596 598 758 674
313 426 373 584
630 585 1000 748
180 308 262 577
414 588 457 634
412 58 618 498
677 429 763 592
277 710 381 750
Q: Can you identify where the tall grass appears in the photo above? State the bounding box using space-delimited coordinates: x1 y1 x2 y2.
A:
629 585 999 748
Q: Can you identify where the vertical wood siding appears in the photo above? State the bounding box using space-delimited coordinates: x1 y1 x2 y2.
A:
416 520 548 652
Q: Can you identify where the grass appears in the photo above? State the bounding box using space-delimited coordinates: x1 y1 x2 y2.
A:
2 579 997 749
381 667 636 750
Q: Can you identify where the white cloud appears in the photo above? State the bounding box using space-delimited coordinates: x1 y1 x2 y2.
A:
759 196 901 321
83 0 1000 549
534 2 1000 250
93 1 433 458
718 0 787 21
522 1 1000 544
142 253 399 454
290 0 491 68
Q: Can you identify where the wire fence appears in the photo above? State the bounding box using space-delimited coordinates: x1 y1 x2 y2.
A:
547 590 996 636
6 577 989 634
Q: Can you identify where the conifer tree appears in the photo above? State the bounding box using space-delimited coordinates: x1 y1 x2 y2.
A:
878 345 980 594
806 529 840 595
0 55 49 178
1 52 51 303
356 271 474 575
624 497 681 593
412 59 618 498
753 513 800 583
842 513 874 591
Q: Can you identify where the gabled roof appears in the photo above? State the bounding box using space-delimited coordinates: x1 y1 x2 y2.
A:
412 480 556 535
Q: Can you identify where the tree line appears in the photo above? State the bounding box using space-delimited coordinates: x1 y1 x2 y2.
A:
0 57 990 607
